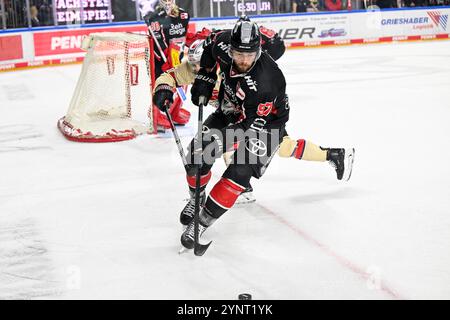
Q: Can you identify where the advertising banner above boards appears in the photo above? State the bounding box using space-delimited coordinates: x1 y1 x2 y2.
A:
1 7 449 71
351 8 449 39
0 24 149 70
193 7 450 46
0 35 24 62
33 25 148 57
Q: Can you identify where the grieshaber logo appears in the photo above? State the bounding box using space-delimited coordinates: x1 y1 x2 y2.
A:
428 11 448 30
381 11 448 31
246 138 267 157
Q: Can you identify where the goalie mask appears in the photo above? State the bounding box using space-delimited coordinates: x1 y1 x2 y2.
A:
187 39 205 72
159 0 175 14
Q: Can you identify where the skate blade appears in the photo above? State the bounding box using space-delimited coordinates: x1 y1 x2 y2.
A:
178 246 192 255
343 148 355 181
235 197 256 205
235 192 256 205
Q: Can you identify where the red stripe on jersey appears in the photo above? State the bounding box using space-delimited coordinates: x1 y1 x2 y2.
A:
209 178 245 210
186 171 212 189
293 139 306 159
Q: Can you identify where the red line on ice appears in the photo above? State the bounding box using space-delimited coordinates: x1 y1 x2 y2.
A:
257 203 405 300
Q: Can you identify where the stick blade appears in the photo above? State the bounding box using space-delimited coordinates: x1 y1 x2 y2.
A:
194 241 212 256
343 148 355 181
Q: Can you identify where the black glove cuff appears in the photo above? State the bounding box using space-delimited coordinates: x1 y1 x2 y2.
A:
196 68 218 83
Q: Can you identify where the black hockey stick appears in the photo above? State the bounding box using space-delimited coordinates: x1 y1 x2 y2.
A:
163 101 188 169
147 25 167 63
194 96 212 256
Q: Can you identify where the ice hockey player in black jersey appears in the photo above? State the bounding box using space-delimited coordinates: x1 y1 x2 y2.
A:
179 17 292 250
176 17 355 252
144 0 191 129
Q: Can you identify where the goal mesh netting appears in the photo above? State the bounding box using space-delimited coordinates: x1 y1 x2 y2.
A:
58 32 156 142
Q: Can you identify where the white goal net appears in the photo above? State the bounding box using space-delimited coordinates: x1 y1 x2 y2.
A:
58 32 156 142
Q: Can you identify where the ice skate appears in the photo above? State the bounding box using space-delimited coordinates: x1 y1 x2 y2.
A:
180 190 206 225
180 218 209 250
235 186 256 205
325 148 355 181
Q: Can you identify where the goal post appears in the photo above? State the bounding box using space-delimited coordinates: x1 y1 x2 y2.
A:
58 32 158 142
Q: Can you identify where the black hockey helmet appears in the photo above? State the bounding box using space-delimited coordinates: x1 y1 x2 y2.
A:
230 16 261 54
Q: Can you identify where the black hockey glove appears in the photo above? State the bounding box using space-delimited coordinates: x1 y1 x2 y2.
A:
153 85 174 111
191 68 217 106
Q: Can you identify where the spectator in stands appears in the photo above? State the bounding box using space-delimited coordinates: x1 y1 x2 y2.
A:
324 0 343 10
293 0 310 12
403 0 427 6
376 0 397 7
38 0 53 26
429 0 449 5
5 0 23 28
275 0 293 13
308 0 321 11
112 0 139 21
30 5 40 27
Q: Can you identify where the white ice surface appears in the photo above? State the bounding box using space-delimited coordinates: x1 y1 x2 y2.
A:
0 40 449 300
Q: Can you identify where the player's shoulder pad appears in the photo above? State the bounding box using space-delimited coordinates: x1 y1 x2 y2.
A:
255 52 285 87
214 29 231 44
260 51 280 67
211 30 232 57
205 29 229 48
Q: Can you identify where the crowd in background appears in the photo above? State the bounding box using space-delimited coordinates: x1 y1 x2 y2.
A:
1 0 450 30
1 0 53 28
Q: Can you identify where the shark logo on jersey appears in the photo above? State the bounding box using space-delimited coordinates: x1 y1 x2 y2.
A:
244 76 257 92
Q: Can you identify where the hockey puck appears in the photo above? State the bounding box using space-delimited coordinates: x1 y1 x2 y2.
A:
238 293 252 300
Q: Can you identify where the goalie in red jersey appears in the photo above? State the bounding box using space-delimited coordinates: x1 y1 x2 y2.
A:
144 0 191 130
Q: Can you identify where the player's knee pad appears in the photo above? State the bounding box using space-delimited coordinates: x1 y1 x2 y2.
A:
186 170 212 192
206 177 246 219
